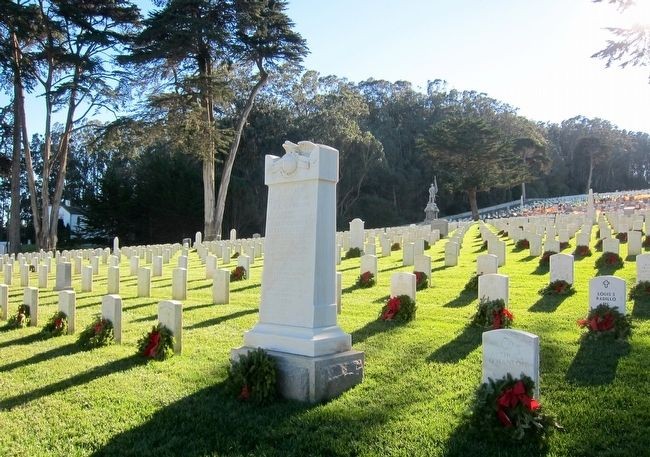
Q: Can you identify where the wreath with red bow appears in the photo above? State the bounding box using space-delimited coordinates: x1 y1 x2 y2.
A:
379 295 416 323
577 304 631 339
137 323 174 360
472 298 513 329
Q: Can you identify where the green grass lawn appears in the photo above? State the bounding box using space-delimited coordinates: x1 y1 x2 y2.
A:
1 224 649 457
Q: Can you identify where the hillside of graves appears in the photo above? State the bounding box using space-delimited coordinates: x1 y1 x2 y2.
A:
1 221 649 457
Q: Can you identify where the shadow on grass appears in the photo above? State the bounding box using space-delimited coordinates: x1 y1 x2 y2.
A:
529 293 571 313
531 264 549 275
0 355 146 411
342 284 361 294
0 342 83 373
184 309 258 330
443 290 476 308
432 265 449 273
566 338 630 386
379 264 404 273
443 418 547 457
231 283 261 293
336 265 358 273
130 315 157 323
518 255 537 262
595 265 624 276
632 298 650 319
122 300 159 311
372 294 390 304
427 325 482 363
351 318 405 345
0 331 44 348
90 379 394 457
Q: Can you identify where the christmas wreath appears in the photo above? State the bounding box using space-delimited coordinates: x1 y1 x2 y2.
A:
415 271 428 290
6 304 30 329
615 232 628 243
391 242 401 251
77 316 114 349
379 295 416 323
137 323 174 360
472 298 513 329
577 304 631 339
538 280 575 296
538 251 557 268
227 347 277 405
344 247 363 259
573 245 592 258
42 311 68 337
594 252 623 269
230 266 247 281
515 239 529 250
629 280 650 300
357 271 376 288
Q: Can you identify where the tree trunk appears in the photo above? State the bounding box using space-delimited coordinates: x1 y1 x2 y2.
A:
8 74 22 254
586 153 594 194
8 31 24 254
214 64 268 239
521 181 526 201
203 157 216 240
467 187 479 221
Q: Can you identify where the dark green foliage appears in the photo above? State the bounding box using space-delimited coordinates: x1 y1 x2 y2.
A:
472 298 513 329
344 247 362 259
77 317 115 350
539 280 575 296
595 252 624 270
629 280 650 300
42 311 68 338
470 374 559 442
379 295 416 323
357 271 375 288
137 324 174 360
227 348 277 405
577 304 631 340
6 304 30 329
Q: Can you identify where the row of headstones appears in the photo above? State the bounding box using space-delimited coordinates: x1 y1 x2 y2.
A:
0 287 183 354
443 225 471 267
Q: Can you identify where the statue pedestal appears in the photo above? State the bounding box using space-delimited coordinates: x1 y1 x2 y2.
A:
424 202 439 224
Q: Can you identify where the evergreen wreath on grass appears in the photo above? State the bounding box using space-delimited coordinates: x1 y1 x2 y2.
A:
357 271 376 288
77 316 114 349
472 374 560 442
538 280 575 296
379 295 416 323
391 242 401 251
577 304 631 340
137 323 174 360
424 240 431 250
594 252 623 269
538 251 557 267
415 271 428 290
629 280 650 300
344 247 363 259
6 304 30 329
559 241 570 251
472 298 513 329
573 245 592 258
615 232 628 243
515 239 529 250
232 251 240 259
464 273 480 292
227 347 277 405
42 311 68 338
230 266 246 281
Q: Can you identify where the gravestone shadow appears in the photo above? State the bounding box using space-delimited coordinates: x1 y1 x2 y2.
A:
566 338 630 386
0 354 145 410
632 298 650 319
0 331 44 348
531 264 549 275
184 309 258 330
518 255 537 262
443 290 476 308
351 318 407 345
529 294 571 313
0 342 85 374
427 325 482 363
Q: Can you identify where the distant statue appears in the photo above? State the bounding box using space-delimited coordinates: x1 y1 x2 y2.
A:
428 177 438 204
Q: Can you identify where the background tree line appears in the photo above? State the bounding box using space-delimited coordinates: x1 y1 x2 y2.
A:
1 0 648 249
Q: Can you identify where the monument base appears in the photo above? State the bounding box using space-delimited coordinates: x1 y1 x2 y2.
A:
231 347 364 403
243 322 351 357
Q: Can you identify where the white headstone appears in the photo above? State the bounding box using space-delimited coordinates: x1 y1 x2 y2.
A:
444 241 458 267
414 254 432 287
636 253 650 284
336 272 342 314
107 266 120 295
158 300 182 354
243 142 351 357
544 239 560 253
476 254 498 276
24 287 39 326
390 272 416 300
129 256 140 276
137 267 151 298
589 276 626 313
550 253 574 285
478 273 509 305
488 239 506 267
628 231 642 257
101 294 122 343
58 290 76 334
0 284 7 320
55 262 72 291
482 329 540 398
81 265 93 292
172 267 187 300
113 237 120 254
403 242 415 266
3 263 12 286
237 255 251 279
230 229 237 241
360 254 378 280
350 218 365 250
212 269 230 304
603 238 620 256
152 256 163 277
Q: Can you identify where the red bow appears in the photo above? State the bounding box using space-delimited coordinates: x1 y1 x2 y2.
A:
94 322 104 334
382 297 401 320
144 331 161 358
496 381 540 427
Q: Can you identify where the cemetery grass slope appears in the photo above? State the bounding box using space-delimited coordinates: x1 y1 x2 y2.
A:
1 226 650 456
